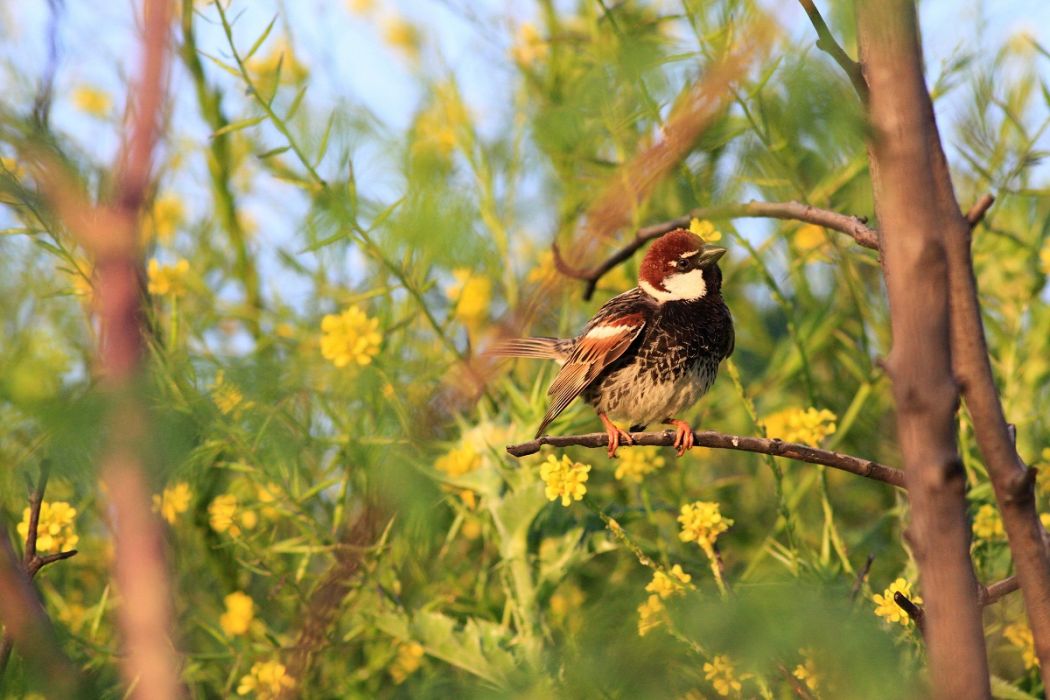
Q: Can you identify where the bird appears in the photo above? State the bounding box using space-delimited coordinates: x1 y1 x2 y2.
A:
490 228 734 458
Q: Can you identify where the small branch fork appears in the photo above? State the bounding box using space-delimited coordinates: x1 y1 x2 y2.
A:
553 200 879 300
506 429 905 488
0 465 80 688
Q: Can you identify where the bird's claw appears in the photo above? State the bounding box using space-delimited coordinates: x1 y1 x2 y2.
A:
666 419 695 457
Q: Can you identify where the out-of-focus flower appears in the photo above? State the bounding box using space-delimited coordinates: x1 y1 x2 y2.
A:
446 269 491 330
152 482 192 525
689 218 723 243
147 259 190 297
614 446 666 482
236 660 295 698
72 85 111 117
208 494 258 537
761 407 837 446
678 501 732 552
511 22 548 66
540 454 591 506
320 306 382 368
435 444 481 478
645 564 692 599
1005 621 1038 670
972 503 1004 541
143 194 186 245
388 642 425 684
17 501 78 553
703 655 742 697
872 578 922 627
220 591 255 636
637 593 665 637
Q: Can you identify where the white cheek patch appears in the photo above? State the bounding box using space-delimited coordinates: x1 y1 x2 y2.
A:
640 269 706 301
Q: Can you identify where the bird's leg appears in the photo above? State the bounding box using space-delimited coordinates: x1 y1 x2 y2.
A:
664 418 695 457
599 412 634 458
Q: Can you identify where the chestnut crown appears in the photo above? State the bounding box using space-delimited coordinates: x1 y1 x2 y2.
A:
638 229 727 302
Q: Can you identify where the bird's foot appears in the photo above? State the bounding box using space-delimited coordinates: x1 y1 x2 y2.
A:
599 413 634 458
664 419 695 457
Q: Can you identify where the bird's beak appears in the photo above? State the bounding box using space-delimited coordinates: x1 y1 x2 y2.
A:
696 246 727 268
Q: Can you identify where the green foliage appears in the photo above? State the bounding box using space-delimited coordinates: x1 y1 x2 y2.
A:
0 0 1049 697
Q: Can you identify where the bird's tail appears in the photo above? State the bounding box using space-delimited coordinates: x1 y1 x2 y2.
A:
485 337 572 364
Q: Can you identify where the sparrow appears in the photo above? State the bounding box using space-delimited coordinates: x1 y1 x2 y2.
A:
491 228 734 457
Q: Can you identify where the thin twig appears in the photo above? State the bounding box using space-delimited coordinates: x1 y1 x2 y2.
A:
506 430 904 488
797 0 869 102
553 201 879 299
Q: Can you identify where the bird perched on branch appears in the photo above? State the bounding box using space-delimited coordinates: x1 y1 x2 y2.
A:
490 229 734 457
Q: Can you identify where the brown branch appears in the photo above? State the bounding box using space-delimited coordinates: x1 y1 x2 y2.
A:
506 430 904 488
553 201 879 300
797 0 869 103
857 2 990 694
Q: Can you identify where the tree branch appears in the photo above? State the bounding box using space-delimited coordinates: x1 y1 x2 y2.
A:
506 430 904 488
553 201 879 299
797 0 869 103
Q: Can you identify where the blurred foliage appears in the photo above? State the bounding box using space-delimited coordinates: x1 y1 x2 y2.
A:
0 0 1049 697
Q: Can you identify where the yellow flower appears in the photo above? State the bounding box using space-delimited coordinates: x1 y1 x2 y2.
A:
1039 241 1050 276
792 651 820 692
614 446 666 483
211 371 252 415
511 22 548 66
678 501 732 552
435 444 481 478
208 494 258 537
446 269 491 330
761 407 837 446
381 17 421 62
689 218 723 243
147 259 191 297
143 194 185 245
703 655 742 697
637 594 666 637
152 482 192 525
17 501 79 553
236 660 295 698
72 85 111 117
320 306 382 368
1005 622 1039 670
389 642 425 684
972 503 1004 541
645 564 692 599
220 591 255 636
872 577 922 627
540 454 591 507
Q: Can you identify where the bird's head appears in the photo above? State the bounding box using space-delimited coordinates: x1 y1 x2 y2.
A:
639 228 727 302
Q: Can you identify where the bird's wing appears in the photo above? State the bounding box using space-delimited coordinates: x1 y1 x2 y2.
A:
534 289 653 437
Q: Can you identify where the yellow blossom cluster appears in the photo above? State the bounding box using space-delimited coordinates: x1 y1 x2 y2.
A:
678 501 732 553
689 218 723 243
972 503 1004 541
1005 622 1038 670
645 564 692 599
208 494 258 537
211 370 252 415
761 407 837 446
72 85 111 117
220 591 255 637
147 259 191 297
152 482 192 525
540 454 591 507
872 577 922 627
18 501 79 553
613 446 666 483
446 268 491 330
389 642 425 684
236 660 295 698
320 306 382 368
703 654 742 697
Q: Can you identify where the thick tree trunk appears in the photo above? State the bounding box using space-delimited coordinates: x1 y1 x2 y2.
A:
856 2 990 697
